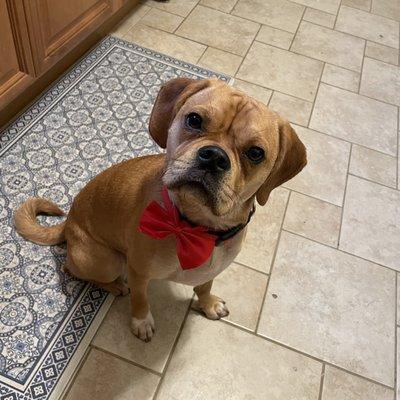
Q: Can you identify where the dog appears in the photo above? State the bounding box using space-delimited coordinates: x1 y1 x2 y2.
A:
15 77 307 342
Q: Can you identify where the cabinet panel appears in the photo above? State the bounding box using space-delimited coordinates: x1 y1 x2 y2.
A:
0 1 35 109
24 0 114 74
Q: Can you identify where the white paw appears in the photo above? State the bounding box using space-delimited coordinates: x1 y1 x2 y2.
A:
131 311 155 342
194 296 230 320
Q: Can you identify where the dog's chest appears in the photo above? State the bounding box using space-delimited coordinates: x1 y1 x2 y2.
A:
150 231 245 287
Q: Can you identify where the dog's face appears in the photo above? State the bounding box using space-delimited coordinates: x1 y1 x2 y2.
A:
149 78 306 226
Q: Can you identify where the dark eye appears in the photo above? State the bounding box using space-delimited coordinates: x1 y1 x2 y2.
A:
186 113 202 130
245 146 265 164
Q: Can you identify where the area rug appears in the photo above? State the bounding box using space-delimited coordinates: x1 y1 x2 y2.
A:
0 35 230 400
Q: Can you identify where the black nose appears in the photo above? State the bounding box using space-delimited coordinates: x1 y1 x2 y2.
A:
197 146 231 172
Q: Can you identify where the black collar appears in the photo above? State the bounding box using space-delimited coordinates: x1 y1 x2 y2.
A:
180 206 255 246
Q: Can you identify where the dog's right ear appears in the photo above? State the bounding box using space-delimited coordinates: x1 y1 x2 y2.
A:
149 77 209 148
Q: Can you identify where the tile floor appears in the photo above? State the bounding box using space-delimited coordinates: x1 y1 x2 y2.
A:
64 0 400 398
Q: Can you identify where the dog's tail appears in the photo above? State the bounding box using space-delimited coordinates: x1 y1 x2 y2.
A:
14 198 66 245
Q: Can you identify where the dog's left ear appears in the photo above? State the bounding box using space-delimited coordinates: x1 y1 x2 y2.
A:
149 77 209 148
256 119 307 206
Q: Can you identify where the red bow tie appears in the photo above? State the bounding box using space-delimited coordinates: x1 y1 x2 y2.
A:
138 188 217 270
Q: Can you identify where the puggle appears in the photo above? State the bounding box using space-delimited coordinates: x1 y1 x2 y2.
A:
15 78 307 342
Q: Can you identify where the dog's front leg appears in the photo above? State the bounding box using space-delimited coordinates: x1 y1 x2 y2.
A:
193 280 229 320
128 270 154 342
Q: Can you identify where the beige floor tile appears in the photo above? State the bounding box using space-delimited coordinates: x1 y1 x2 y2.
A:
360 57 400 106
340 175 400 270
236 187 289 273
336 6 399 49
256 25 294 50
283 125 350 206
232 79 273 104
291 21 365 71
365 41 399 65
176 5 259 56
303 7 336 28
398 274 400 325
310 84 398 155
65 349 159 400
341 0 371 11
199 0 237 13
371 0 400 22
269 91 313 125
124 25 206 64
140 8 184 33
92 280 192 372
157 313 322 400
258 231 396 386
198 48 242 76
111 4 151 38
144 0 198 17
349 144 397 187
322 365 394 400
291 0 340 14
209 262 268 330
321 64 360 92
232 0 305 33
283 192 342 246
398 329 400 399
237 42 323 101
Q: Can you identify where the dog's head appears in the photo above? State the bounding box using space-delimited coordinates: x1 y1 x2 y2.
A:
149 78 307 228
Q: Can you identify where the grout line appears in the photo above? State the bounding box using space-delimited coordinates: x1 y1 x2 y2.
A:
152 297 194 399
304 46 325 129
232 260 270 276
285 228 400 276
91 345 162 377
281 186 342 207
394 273 398 399
229 0 241 14
234 22 263 77
289 7 307 52
348 172 398 191
358 38 367 93
119 3 153 39
220 317 396 391
318 363 326 400
321 79 399 109
140 0 200 18
254 190 291 333
196 45 209 64
337 143 352 248
172 1 199 34
61 346 93 399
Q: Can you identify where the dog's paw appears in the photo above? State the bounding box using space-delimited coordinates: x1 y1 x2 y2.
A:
131 311 155 342
194 295 229 320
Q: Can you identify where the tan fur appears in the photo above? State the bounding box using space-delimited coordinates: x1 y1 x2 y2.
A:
14 198 66 245
15 78 306 342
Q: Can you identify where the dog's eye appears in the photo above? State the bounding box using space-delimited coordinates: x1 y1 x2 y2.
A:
186 113 203 130
245 146 265 164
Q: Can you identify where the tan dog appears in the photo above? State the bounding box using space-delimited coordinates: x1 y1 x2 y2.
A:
15 78 306 342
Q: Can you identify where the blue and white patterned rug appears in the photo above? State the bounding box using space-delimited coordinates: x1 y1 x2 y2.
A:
0 36 230 400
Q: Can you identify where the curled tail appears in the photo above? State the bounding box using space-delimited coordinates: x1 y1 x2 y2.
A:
14 198 66 245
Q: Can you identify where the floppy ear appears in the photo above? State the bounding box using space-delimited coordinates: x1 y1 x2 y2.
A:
256 119 307 206
148 77 209 148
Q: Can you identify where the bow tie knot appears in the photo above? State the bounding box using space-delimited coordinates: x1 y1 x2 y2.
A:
138 188 217 270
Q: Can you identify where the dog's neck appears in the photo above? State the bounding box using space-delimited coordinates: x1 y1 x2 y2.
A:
168 189 255 232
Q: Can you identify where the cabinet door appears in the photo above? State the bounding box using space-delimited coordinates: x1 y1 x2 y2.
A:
24 0 114 74
0 1 35 110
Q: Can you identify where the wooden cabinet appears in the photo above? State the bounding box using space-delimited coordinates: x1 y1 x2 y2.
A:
24 0 115 74
0 0 137 127
0 1 35 110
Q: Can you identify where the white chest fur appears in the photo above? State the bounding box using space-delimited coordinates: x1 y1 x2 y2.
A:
150 229 245 287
